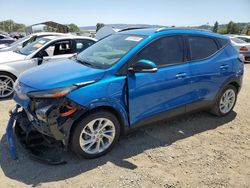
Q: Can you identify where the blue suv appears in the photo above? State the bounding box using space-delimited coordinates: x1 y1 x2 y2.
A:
7 28 244 160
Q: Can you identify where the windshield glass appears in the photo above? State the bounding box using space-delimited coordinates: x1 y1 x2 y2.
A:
9 35 32 47
18 37 51 56
231 37 247 44
77 34 146 68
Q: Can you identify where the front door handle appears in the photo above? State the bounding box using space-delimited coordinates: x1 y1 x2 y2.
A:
220 64 229 70
176 72 187 79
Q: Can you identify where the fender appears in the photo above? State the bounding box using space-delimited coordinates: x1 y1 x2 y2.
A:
214 75 243 104
85 96 130 130
0 65 19 77
0 59 37 78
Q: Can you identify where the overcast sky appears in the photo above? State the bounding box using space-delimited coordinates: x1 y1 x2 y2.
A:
1 0 249 26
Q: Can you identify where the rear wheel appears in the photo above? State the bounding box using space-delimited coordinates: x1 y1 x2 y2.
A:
211 85 237 116
70 110 120 158
0 72 16 99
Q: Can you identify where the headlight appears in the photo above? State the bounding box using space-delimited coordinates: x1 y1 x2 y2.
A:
27 80 97 99
27 86 77 98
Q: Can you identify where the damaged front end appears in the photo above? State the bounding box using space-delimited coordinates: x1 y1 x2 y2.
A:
6 84 87 164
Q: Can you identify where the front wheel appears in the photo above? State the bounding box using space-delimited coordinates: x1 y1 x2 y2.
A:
70 110 120 158
211 85 237 117
0 73 16 99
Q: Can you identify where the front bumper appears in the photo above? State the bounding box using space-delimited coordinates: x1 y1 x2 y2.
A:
6 95 87 163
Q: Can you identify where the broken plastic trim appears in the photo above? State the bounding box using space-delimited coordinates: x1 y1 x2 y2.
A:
14 115 67 165
6 105 20 160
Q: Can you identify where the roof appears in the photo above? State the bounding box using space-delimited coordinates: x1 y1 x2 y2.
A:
119 27 158 35
119 27 228 39
235 35 250 39
41 35 97 41
31 32 69 36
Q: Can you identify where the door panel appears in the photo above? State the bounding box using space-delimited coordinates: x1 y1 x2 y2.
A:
186 36 233 111
42 54 74 64
128 64 190 126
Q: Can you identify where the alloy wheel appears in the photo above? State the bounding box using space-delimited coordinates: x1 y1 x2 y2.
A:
0 75 15 98
79 118 116 154
219 89 236 114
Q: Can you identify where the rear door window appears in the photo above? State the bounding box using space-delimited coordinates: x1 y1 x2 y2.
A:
75 39 95 53
187 36 218 61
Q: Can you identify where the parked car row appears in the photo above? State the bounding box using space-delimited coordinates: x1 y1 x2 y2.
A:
4 28 244 163
228 35 250 63
0 32 68 52
0 34 16 45
0 34 97 99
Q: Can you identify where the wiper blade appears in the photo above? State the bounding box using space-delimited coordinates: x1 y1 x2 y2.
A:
76 58 93 66
76 58 103 69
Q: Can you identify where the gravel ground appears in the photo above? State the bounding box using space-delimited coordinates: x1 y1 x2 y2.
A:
0 64 250 188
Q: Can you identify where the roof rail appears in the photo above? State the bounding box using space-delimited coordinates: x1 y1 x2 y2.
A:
155 27 213 33
118 27 151 32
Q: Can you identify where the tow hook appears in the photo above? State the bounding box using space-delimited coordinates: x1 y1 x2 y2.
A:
6 105 20 160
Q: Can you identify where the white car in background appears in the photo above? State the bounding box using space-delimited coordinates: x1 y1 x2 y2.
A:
0 35 97 98
0 32 69 52
229 36 250 63
234 35 250 43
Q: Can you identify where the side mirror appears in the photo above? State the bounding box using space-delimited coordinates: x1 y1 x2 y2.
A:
129 59 157 73
37 57 43 65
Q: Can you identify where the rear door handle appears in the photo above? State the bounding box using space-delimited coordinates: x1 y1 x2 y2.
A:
176 72 187 79
220 64 229 70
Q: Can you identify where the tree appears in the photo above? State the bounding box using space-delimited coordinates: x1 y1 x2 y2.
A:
68 23 80 32
0 19 26 32
227 21 240 34
96 23 105 32
213 21 219 33
217 28 227 34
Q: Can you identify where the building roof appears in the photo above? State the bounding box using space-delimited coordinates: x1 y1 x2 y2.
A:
26 21 69 33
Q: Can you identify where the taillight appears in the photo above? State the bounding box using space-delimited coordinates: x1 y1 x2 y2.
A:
239 46 248 52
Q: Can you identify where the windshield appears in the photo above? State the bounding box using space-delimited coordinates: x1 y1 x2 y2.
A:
8 35 32 47
18 37 51 56
231 37 247 44
77 34 146 68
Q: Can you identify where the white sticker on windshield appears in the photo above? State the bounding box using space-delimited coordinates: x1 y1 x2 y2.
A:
125 36 143 42
39 40 46 44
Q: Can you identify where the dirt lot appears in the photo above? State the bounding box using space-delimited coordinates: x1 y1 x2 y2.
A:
0 65 250 188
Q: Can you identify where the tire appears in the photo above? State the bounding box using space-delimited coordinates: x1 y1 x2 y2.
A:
211 84 237 117
0 72 16 99
70 110 120 159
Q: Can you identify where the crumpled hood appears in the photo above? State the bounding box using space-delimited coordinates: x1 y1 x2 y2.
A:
0 51 26 64
19 59 107 90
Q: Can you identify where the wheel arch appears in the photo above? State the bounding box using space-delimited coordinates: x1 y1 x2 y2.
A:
0 67 18 79
69 104 129 140
228 81 240 92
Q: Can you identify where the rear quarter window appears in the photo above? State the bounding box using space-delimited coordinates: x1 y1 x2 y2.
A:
187 36 219 61
217 38 229 47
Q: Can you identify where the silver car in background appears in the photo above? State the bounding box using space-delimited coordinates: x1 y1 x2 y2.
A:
229 36 250 63
234 35 250 43
0 32 69 52
0 35 97 98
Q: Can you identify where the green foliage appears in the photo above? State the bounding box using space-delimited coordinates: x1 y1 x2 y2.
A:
68 23 80 32
227 21 241 34
96 23 105 32
0 20 26 32
213 21 219 33
217 27 227 34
